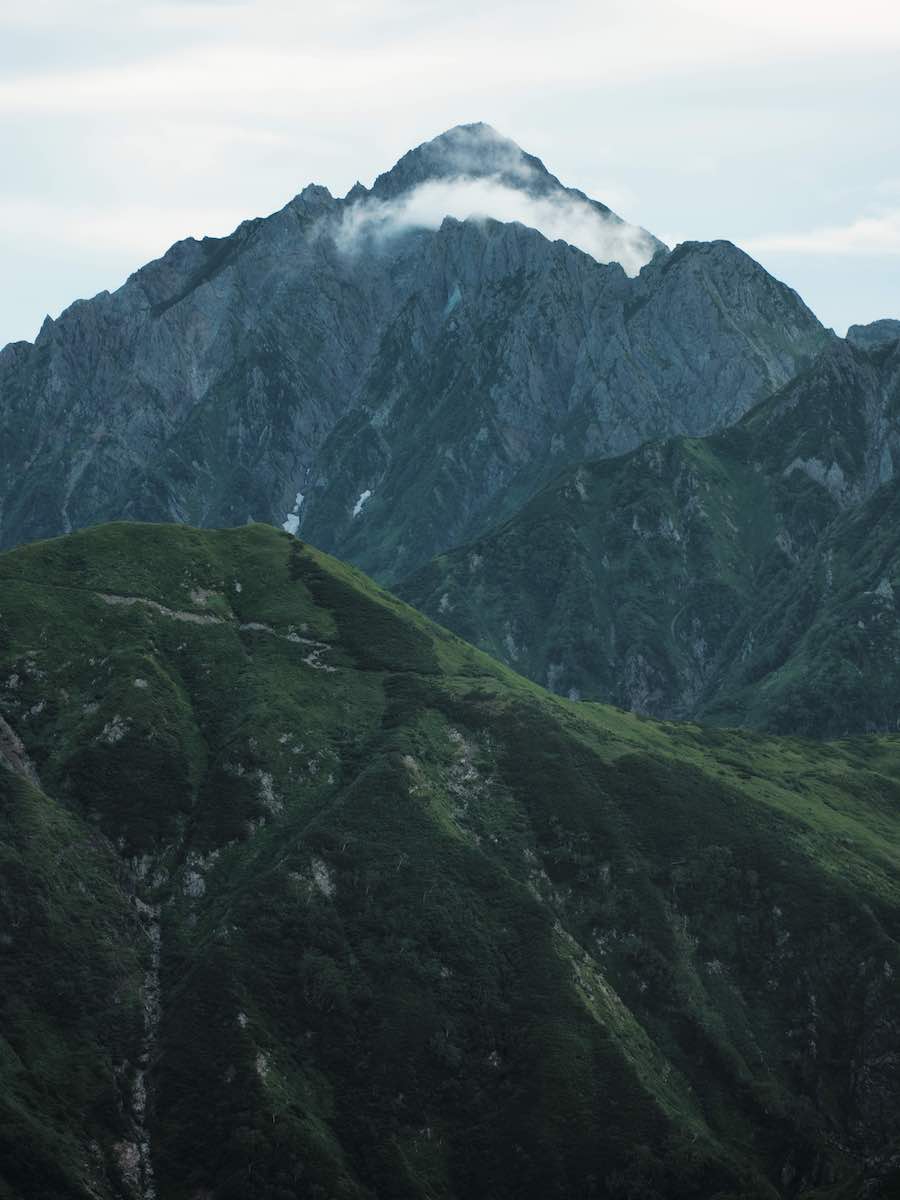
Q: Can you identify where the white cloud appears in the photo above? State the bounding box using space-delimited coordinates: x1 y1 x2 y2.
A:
2 0 900 344
743 211 900 256
2 2 899 118
335 176 659 277
0 199 246 257
675 0 900 47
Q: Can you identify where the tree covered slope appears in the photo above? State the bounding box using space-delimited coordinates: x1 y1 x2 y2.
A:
1 522 898 1199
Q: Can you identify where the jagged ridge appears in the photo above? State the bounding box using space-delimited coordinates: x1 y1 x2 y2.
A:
0 125 827 580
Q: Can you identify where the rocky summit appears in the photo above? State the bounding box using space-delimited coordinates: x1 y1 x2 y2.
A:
0 125 826 579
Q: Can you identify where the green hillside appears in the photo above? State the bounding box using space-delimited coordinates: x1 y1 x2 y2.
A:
400 334 900 736
1 522 898 1199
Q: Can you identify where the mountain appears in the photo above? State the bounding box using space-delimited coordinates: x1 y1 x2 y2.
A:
847 318 900 350
1 521 899 1199
0 124 828 579
400 327 900 736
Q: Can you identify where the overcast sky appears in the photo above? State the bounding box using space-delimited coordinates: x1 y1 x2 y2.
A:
2 0 898 345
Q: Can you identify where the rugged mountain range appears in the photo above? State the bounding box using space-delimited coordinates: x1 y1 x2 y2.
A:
3 125 900 1200
0 124 828 579
1 521 899 1200
401 326 900 736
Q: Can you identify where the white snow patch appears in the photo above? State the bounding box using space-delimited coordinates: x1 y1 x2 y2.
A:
444 283 462 316
352 489 372 518
282 491 305 535
133 678 148 690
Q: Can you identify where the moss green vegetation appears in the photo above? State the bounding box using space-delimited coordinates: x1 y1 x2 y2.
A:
1 522 899 1199
400 336 900 737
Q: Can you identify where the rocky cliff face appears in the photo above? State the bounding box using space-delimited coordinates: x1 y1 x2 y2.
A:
0 125 827 578
1 522 899 1199
400 330 900 735
847 318 900 350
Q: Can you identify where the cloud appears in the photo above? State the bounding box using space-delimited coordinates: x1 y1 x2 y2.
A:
0 199 247 257
3 1 899 118
743 210 900 256
334 176 658 277
2 0 900 345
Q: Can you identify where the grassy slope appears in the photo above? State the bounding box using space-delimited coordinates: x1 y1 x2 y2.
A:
397 433 816 721
0 522 898 1200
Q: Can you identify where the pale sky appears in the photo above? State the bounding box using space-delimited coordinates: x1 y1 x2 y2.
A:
1 0 899 345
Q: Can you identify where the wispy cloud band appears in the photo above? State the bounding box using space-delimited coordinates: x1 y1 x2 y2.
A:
335 175 659 277
744 210 900 256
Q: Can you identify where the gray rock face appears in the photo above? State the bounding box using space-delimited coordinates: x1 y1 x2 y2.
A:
847 318 900 350
0 124 827 576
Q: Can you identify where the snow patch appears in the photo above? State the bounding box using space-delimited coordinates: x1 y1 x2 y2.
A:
282 491 305 535
443 283 462 316
352 489 372 518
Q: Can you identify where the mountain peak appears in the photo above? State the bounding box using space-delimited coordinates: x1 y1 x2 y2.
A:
846 318 900 351
370 122 562 201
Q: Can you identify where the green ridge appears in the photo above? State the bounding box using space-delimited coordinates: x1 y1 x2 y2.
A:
400 335 900 736
0 522 898 1199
